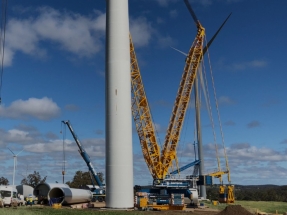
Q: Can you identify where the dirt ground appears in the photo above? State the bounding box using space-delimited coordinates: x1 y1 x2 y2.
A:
88 202 221 215
86 202 257 215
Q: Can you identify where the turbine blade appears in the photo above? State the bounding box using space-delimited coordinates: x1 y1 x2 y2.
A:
203 13 232 55
184 0 199 26
7 147 15 155
170 46 187 56
16 149 24 156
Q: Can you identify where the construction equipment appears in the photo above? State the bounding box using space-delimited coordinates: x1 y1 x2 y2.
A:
61 120 105 202
130 0 204 209
131 0 205 182
131 0 234 209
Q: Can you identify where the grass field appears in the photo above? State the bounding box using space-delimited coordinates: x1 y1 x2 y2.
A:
205 200 287 214
0 201 287 215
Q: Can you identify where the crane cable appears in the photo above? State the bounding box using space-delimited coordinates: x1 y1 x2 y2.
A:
204 36 230 183
200 57 222 176
173 95 193 177
0 0 8 105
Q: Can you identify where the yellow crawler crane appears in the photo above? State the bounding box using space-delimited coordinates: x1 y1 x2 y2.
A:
130 0 205 181
130 34 162 180
131 0 206 210
130 0 234 209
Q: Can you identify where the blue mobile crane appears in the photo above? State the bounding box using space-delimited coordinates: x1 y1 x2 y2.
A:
62 120 105 202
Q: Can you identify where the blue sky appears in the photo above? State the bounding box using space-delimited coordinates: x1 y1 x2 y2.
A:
0 0 287 187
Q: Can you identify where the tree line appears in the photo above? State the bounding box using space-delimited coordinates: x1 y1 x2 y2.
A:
0 171 47 188
0 170 104 188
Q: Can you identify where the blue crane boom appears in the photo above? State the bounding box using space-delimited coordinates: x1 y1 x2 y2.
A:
62 120 103 187
169 160 200 175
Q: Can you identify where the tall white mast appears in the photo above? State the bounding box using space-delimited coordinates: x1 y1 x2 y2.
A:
105 0 134 209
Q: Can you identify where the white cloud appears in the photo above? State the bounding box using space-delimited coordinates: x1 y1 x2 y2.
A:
224 120 235 126
6 129 34 143
169 10 178 18
156 17 165 24
231 60 267 71
64 104 80 111
23 137 105 156
156 0 179 7
1 6 161 66
247 120 260 128
0 97 60 120
130 17 154 47
158 35 176 48
218 96 235 105
193 0 213 6
175 141 287 184
2 7 106 66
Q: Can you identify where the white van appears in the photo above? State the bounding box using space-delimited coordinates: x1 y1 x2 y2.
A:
0 185 18 207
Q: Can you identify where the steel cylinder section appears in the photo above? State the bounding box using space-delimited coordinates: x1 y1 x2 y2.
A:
48 187 93 205
16 185 34 197
188 188 199 205
106 0 134 209
33 183 69 198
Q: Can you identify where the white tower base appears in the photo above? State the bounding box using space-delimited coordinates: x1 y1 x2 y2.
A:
105 0 134 209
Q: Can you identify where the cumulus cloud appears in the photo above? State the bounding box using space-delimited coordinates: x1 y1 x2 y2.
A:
154 99 172 108
1 124 106 183
247 120 260 128
262 99 280 107
227 143 287 162
2 7 107 66
156 17 165 24
64 104 80 111
218 96 235 105
130 17 154 47
169 10 178 18
95 129 104 135
224 120 235 126
0 97 60 120
0 128 35 146
23 137 105 156
156 0 179 7
154 123 166 133
158 35 176 48
230 60 267 71
1 6 162 66
175 140 287 184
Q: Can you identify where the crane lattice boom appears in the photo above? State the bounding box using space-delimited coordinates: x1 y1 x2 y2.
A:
130 22 205 180
160 24 205 179
130 3 231 183
130 35 161 179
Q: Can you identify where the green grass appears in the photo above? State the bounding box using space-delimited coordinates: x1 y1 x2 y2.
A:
0 207 148 215
205 200 287 214
1 201 287 215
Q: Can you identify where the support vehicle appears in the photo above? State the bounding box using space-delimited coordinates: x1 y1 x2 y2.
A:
0 185 18 207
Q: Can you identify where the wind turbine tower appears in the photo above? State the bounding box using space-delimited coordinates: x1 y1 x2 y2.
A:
7 148 24 186
105 0 134 209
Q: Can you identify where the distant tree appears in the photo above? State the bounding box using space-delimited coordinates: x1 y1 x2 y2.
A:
21 171 47 188
97 172 105 184
0 177 9 185
66 171 104 188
